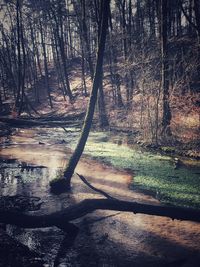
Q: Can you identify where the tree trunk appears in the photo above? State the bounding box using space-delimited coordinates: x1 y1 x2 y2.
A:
39 19 53 108
161 0 172 138
15 0 22 112
18 7 26 116
95 0 109 127
194 0 200 40
58 7 73 100
50 0 110 192
98 75 109 127
72 0 94 80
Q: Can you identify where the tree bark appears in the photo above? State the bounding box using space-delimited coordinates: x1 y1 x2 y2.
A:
50 0 111 192
39 18 53 108
161 0 172 138
15 0 22 112
1 199 200 232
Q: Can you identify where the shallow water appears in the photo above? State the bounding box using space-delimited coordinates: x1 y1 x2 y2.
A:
0 127 200 266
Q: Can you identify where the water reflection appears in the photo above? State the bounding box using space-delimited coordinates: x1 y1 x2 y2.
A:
0 154 74 266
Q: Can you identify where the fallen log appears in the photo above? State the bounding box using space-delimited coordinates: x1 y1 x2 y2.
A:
0 116 82 128
36 112 86 121
0 199 199 232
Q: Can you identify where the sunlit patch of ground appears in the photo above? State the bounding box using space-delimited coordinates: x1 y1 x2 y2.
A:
170 93 200 143
82 132 200 209
172 112 199 142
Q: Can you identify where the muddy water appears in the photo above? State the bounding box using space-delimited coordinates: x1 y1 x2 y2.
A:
0 128 200 266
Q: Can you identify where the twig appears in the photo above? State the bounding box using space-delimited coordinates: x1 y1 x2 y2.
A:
76 173 115 200
62 127 68 133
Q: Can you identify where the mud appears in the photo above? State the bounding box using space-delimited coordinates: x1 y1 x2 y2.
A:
0 128 200 266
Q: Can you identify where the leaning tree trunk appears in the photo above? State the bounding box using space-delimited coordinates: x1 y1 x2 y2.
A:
50 0 110 192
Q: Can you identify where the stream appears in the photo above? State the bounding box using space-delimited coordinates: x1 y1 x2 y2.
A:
0 127 200 266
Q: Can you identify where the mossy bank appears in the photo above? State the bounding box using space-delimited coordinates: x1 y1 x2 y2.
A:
77 131 200 209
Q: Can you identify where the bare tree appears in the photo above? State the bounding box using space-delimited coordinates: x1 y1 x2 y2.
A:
50 0 111 192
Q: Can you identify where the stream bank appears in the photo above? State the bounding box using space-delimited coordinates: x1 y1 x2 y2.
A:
0 126 200 266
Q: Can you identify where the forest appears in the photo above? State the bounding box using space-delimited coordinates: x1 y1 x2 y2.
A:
0 0 200 266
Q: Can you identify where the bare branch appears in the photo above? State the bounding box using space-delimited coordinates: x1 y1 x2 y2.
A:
180 2 198 31
76 173 115 199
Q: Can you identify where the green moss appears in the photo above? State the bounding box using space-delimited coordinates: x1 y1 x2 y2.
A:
81 132 200 209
